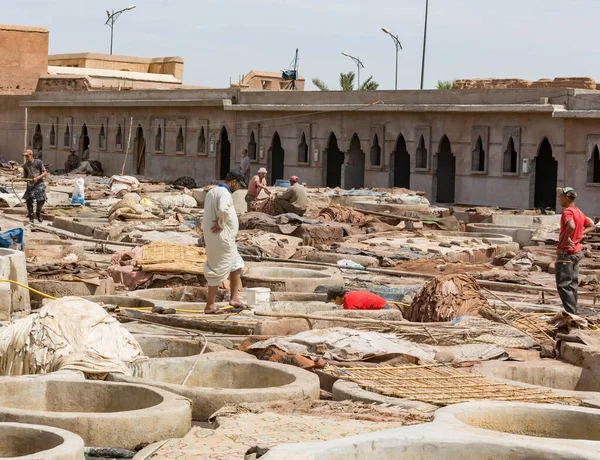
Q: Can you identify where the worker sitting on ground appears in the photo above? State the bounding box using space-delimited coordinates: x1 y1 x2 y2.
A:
246 167 271 204
273 175 308 216
555 187 596 314
326 286 388 310
65 149 79 172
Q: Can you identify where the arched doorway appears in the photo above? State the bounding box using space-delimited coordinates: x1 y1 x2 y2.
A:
344 134 365 189
217 127 231 180
534 138 558 210
80 124 90 161
325 132 344 188
392 134 410 188
269 132 285 185
32 123 43 159
436 135 456 203
135 125 146 175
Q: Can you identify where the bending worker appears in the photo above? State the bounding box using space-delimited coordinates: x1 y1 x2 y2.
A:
274 175 308 216
246 167 271 204
22 149 48 224
555 187 596 314
326 286 388 310
202 169 248 314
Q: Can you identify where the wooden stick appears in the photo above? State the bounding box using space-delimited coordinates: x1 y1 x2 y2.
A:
482 288 554 341
121 116 134 175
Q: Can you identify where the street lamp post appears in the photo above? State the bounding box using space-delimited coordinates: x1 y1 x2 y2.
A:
341 52 364 90
382 28 403 90
105 5 136 55
420 0 429 90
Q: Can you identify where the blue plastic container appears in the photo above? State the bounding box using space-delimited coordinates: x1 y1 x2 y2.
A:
274 179 291 188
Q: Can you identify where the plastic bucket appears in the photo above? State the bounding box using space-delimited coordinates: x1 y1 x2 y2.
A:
245 287 271 305
274 180 290 188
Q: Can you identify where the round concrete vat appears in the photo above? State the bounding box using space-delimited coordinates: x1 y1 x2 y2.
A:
242 262 344 292
466 222 535 247
252 301 337 315
471 360 600 407
0 422 84 460
436 401 600 442
110 357 320 420
0 378 192 449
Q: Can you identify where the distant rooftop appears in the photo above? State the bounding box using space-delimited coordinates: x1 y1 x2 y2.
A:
47 66 180 84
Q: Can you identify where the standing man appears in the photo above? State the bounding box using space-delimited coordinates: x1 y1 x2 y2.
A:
202 169 248 314
22 149 48 224
240 149 251 187
246 167 271 204
273 175 308 216
555 187 596 314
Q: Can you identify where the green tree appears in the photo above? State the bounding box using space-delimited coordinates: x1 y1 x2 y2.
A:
312 71 380 91
311 78 330 91
339 71 356 91
437 80 454 90
360 76 379 91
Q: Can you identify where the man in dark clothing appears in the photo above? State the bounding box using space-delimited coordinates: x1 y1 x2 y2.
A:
555 187 596 314
22 149 48 224
65 149 79 172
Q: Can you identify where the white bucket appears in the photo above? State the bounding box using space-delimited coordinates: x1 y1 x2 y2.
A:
245 287 271 306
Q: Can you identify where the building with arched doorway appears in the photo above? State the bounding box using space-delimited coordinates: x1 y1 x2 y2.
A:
4 78 600 215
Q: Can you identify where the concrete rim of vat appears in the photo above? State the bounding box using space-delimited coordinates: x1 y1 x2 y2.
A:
471 361 600 408
110 356 321 420
435 401 600 442
0 377 192 449
0 422 85 460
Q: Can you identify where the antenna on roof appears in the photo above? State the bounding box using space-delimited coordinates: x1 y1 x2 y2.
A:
281 49 299 90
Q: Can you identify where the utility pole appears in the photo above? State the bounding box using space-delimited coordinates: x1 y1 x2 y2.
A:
105 5 136 55
341 52 365 90
382 28 403 90
420 0 429 90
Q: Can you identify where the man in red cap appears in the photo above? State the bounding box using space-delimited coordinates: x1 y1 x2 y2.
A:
273 175 308 216
555 187 596 314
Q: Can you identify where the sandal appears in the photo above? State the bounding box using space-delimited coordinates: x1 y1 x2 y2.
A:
204 309 227 315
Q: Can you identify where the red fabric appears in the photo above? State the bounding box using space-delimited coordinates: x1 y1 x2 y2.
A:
558 205 587 254
343 291 387 310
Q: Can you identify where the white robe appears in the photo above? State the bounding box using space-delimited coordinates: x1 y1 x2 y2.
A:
202 186 242 286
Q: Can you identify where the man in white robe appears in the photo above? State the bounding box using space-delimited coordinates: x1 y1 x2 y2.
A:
202 169 248 314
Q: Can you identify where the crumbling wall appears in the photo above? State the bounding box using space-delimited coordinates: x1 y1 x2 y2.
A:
453 77 598 90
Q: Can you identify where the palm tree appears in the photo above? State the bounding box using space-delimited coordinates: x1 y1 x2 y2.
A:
311 78 330 91
312 71 380 91
360 76 379 91
437 80 454 90
339 71 355 91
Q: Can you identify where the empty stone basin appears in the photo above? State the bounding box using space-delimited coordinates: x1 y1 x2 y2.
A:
243 262 344 292
437 401 600 441
0 378 191 449
110 356 320 420
135 334 206 358
0 422 84 460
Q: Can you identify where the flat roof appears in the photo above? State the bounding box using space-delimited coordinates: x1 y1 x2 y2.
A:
47 66 181 84
48 53 183 64
0 24 48 34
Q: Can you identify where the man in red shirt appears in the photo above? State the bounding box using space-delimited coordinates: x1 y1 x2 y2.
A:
326 286 388 310
555 187 596 314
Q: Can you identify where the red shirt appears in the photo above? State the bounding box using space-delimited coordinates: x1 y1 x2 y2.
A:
558 205 587 254
343 291 387 310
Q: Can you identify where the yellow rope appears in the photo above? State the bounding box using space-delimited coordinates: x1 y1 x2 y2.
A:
0 279 57 300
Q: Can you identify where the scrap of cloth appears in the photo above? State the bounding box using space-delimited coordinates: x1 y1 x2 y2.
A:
202 185 244 286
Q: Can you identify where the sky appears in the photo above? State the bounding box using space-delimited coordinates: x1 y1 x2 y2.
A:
5 0 600 90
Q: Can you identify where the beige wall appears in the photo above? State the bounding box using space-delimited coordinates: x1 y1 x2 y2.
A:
0 25 48 94
48 54 184 80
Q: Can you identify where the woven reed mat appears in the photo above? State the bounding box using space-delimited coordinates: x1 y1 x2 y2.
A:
329 362 580 407
139 242 206 274
479 306 554 345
